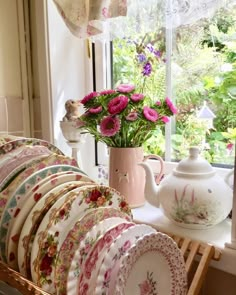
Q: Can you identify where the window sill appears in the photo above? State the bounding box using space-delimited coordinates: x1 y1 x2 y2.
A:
132 202 236 276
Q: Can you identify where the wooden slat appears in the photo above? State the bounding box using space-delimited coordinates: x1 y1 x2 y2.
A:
187 245 215 295
185 241 201 273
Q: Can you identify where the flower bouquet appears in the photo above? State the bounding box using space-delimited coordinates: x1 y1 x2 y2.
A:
78 84 177 147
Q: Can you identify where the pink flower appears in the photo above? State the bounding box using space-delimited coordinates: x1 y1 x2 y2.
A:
100 116 120 137
227 143 234 150
131 93 144 102
161 116 170 123
104 268 112 282
81 92 98 105
88 106 102 114
122 240 131 251
74 118 86 128
100 89 116 95
143 106 158 122
165 97 178 114
156 101 161 106
116 84 135 93
108 95 128 114
102 7 110 18
139 280 152 295
126 112 138 121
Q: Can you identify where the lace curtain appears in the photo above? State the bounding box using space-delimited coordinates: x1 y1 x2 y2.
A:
53 0 236 39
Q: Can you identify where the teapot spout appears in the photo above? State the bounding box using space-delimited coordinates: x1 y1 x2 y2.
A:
138 162 160 207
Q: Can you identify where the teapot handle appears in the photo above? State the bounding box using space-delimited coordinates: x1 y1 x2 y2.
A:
143 154 164 184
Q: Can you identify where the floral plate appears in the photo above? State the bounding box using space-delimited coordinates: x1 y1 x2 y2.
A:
31 185 131 293
18 181 90 278
0 154 78 262
56 212 132 295
114 233 188 295
0 134 23 147
0 145 52 189
6 169 91 270
94 224 156 295
0 138 63 159
70 220 134 295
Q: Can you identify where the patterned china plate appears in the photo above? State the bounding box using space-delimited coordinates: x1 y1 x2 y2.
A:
56 212 132 295
67 218 133 295
0 135 23 147
18 181 90 278
0 145 52 188
6 169 91 270
114 233 188 295
0 138 63 159
31 185 132 293
94 224 156 295
0 154 78 262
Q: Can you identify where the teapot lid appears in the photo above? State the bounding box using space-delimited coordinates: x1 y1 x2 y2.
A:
174 147 214 176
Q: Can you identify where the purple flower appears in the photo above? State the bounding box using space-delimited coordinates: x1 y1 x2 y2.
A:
131 93 144 102
108 95 128 114
165 97 178 114
116 84 135 93
100 89 116 95
142 62 152 76
143 107 158 122
137 53 146 63
89 106 102 114
100 116 120 137
146 43 154 53
126 112 138 121
154 50 162 58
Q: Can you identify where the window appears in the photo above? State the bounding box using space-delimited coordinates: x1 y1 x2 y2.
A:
109 7 236 167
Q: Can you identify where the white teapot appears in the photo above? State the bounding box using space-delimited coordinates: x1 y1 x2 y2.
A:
139 147 234 229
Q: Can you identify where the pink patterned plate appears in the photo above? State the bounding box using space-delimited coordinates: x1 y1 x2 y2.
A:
7 169 92 270
94 224 156 295
79 224 155 295
0 145 52 189
31 185 132 293
114 233 188 295
18 181 92 278
56 212 132 295
0 154 78 262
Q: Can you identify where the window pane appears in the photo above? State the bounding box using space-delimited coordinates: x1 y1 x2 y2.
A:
112 8 235 166
172 7 236 166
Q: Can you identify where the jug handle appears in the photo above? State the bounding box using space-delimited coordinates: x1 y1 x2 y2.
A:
144 154 164 184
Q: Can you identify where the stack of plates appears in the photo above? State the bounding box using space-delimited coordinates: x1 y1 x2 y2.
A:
0 135 187 295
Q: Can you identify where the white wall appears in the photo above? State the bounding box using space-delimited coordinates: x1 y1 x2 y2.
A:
46 0 98 180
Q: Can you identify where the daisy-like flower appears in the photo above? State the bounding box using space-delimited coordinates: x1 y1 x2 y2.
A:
131 93 144 102
117 84 135 93
161 116 170 123
81 91 98 105
126 112 138 121
108 95 128 114
165 97 178 114
142 62 152 76
100 89 116 95
89 106 102 114
100 116 120 137
143 106 158 122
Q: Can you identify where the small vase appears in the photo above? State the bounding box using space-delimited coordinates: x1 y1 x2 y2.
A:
109 147 145 208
